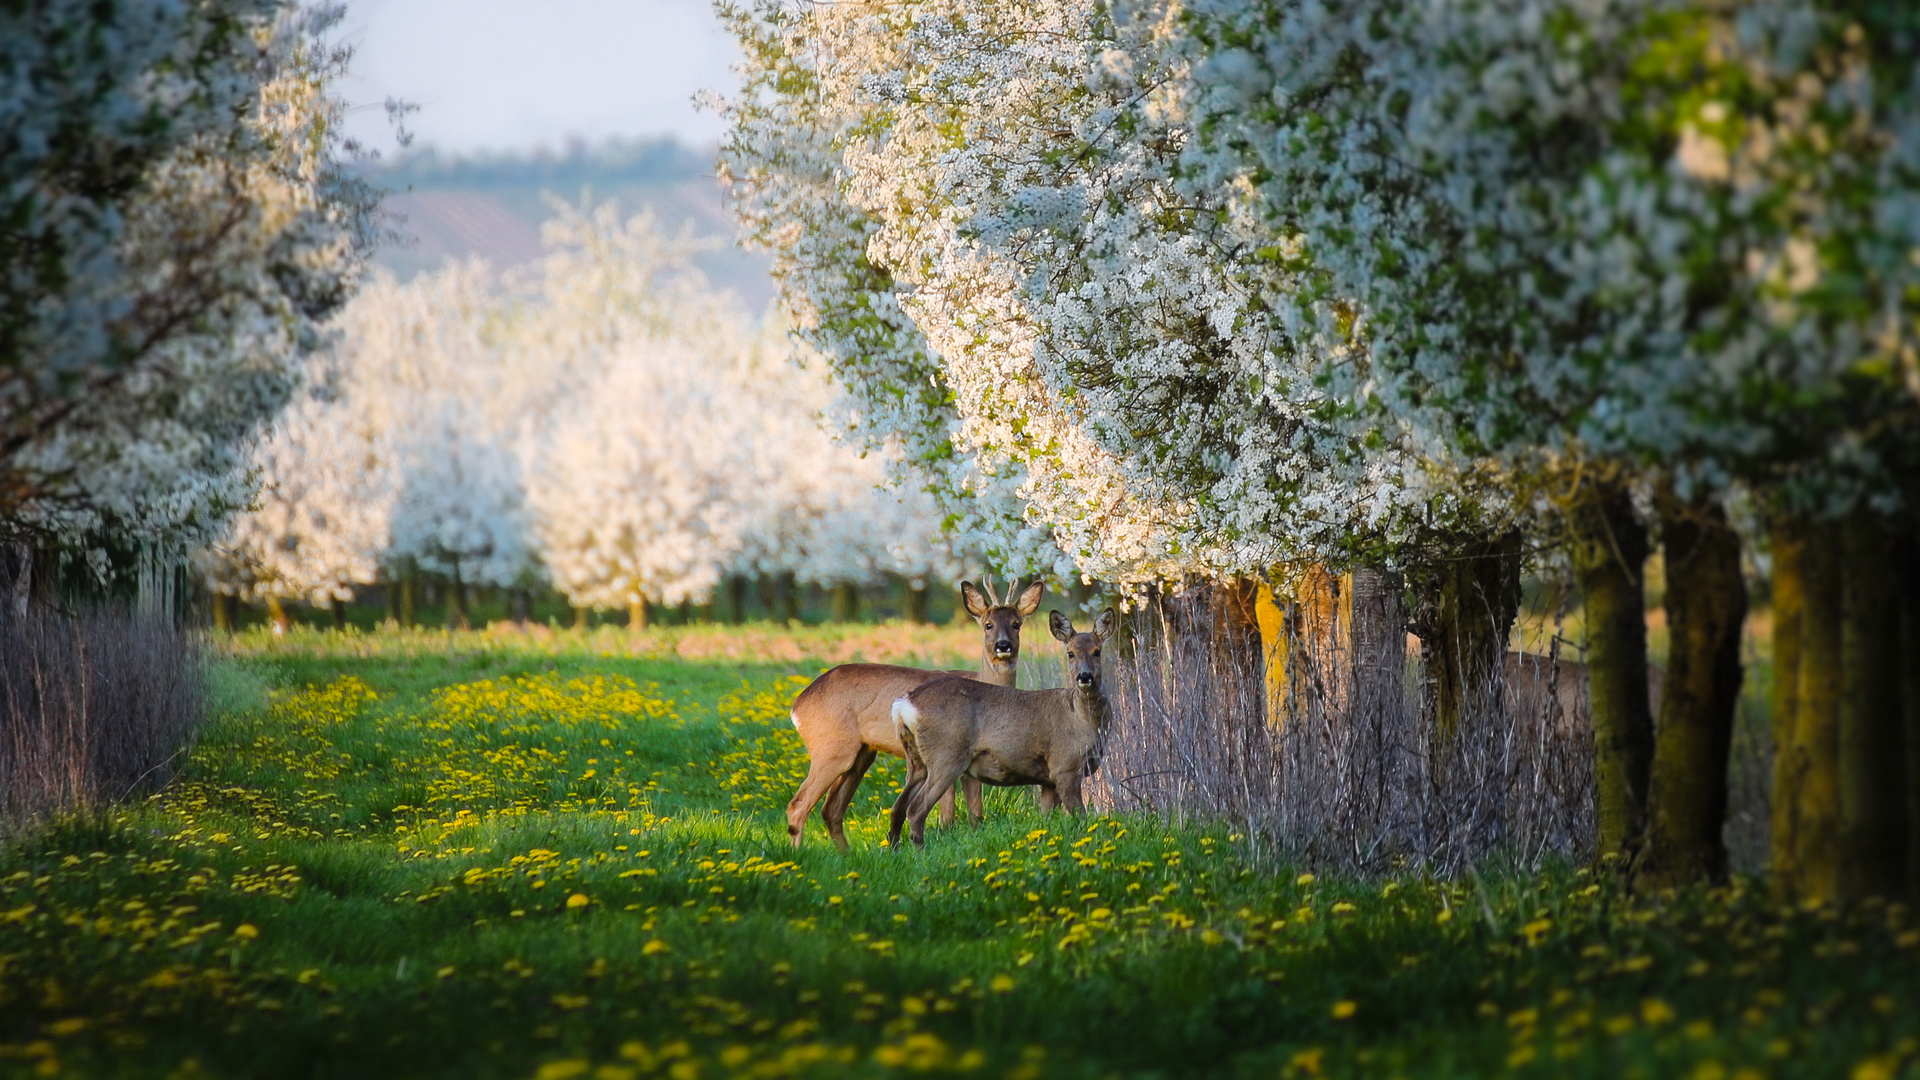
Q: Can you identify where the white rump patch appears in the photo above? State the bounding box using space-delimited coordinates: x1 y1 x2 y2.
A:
892 697 920 734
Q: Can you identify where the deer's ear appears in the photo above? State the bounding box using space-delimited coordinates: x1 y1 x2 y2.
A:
1016 580 1044 616
1094 609 1116 640
1049 609 1074 642
961 581 989 619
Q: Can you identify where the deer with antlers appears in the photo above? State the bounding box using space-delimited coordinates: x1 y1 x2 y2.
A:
784 578 1043 850
888 609 1115 850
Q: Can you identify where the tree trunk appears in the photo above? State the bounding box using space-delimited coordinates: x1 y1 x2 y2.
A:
1637 491 1746 888
677 599 694 625
330 598 348 631
1769 514 1807 901
727 575 747 624
212 592 233 633
628 597 651 630
755 574 779 620
1793 519 1843 903
905 581 930 625
399 572 416 628
1901 530 1920 903
1254 582 1292 728
1839 509 1909 901
510 588 530 625
1350 567 1407 713
266 594 291 636
1416 531 1523 738
781 571 801 624
572 605 589 630
831 582 859 624
1567 479 1653 863
2 542 30 619
447 561 470 630
1291 566 1342 711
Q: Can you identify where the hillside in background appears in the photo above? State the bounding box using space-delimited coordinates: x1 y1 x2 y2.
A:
360 137 773 310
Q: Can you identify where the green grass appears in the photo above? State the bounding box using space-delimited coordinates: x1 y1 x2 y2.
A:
1 631 1916 1079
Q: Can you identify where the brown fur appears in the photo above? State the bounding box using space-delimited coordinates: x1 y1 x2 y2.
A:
888 609 1115 850
784 580 1042 849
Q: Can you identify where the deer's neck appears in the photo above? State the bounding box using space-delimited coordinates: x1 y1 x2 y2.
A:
980 653 1017 687
1071 683 1111 732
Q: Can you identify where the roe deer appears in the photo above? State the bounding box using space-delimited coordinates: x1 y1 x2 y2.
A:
784 579 1043 850
887 609 1115 850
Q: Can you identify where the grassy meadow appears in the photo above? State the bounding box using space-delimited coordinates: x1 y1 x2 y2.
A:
1 624 1916 1079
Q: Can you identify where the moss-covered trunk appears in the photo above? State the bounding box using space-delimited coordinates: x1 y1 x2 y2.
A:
830 582 858 624
446 561 470 630
727 576 748 624
1769 514 1807 900
212 593 233 633
780 572 800 624
1839 509 1909 901
1415 532 1522 737
330 598 348 631
905 582 930 625
1636 492 1746 888
1793 519 1843 902
399 571 416 628
1567 480 1653 863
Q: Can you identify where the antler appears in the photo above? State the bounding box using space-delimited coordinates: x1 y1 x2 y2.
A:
983 574 1001 607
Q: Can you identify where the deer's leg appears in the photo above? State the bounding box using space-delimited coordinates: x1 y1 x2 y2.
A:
963 776 985 826
888 754 929 851
936 786 957 828
907 756 969 850
1037 784 1059 814
1053 771 1085 813
822 746 877 850
786 745 858 850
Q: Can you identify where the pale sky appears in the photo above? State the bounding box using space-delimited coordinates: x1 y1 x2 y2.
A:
336 0 741 157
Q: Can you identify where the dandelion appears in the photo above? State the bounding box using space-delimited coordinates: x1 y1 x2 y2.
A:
566 893 590 909
1330 1000 1357 1020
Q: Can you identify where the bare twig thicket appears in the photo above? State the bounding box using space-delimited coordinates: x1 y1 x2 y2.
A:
1080 598 1587 876
1067 586 1776 877
0 608 204 829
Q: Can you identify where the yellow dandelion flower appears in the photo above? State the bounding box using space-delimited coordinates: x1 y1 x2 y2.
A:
566 893 590 909
989 974 1015 993
1331 1000 1357 1020
1641 998 1676 1026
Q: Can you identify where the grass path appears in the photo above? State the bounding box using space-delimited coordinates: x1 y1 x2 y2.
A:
0 634 1914 1078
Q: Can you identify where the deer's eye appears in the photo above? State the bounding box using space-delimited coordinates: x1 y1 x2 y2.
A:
1067 652 1075 659
1093 649 1101 657
1011 621 1021 630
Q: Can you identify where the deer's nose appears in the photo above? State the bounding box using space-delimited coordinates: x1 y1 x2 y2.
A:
1076 672 1095 686
994 638 1013 653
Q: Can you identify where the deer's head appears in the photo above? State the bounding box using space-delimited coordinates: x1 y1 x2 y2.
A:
1050 608 1115 690
962 579 1043 662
